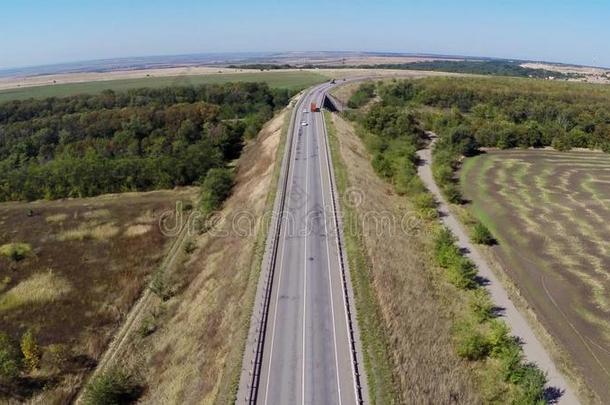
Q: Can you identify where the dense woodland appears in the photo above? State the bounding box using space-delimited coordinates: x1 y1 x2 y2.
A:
0 83 293 201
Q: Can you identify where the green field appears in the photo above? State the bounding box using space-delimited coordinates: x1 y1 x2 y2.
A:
0 71 328 102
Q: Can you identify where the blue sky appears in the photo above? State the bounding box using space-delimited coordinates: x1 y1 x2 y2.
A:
1 0 609 69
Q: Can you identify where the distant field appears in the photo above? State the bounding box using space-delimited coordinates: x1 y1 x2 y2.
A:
0 71 328 102
461 150 610 400
0 188 195 402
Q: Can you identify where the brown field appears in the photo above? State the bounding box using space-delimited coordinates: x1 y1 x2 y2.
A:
327 113 482 403
0 188 195 402
461 150 610 400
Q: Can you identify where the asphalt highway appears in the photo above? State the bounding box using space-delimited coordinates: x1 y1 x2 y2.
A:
257 83 359 405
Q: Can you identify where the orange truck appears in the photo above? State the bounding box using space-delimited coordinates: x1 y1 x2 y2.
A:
310 102 319 112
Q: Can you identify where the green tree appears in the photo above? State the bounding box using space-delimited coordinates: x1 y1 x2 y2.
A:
200 168 234 213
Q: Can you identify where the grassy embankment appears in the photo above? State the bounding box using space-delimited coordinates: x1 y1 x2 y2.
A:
324 110 482 404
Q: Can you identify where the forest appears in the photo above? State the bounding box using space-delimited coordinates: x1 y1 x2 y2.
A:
0 83 293 201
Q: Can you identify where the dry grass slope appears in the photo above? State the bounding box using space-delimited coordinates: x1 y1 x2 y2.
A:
328 113 480 404
110 106 291 404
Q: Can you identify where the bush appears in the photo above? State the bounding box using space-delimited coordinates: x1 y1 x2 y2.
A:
200 168 234 213
347 82 376 109
83 370 142 405
413 192 436 211
470 289 494 322
446 257 478 289
443 183 463 204
514 363 547 404
0 333 22 382
434 228 478 289
0 243 32 261
149 270 174 302
454 322 490 360
472 221 495 245
20 330 41 371
434 228 460 267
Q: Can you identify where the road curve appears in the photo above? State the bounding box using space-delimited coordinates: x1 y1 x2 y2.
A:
416 134 580 405
239 82 365 405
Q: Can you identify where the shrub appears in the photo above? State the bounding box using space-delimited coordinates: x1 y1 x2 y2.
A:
472 221 495 245
470 289 494 322
20 330 41 371
514 363 547 404
347 82 376 109
200 168 234 213
443 183 463 204
434 228 478 289
413 192 436 211
0 243 32 262
454 322 490 360
149 270 174 302
0 333 22 382
83 369 142 405
433 228 460 267
446 257 478 289
486 319 513 356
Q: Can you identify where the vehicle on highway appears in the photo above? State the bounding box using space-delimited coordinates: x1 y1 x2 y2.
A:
301 121 308 126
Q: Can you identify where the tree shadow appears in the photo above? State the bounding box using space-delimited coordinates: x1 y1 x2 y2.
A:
543 386 564 404
491 306 506 317
473 275 490 287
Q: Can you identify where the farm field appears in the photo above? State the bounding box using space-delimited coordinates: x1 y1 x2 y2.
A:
0 188 195 402
0 71 328 102
461 149 610 400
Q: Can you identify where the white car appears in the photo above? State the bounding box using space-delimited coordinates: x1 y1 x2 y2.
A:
303 109 308 113
301 122 308 126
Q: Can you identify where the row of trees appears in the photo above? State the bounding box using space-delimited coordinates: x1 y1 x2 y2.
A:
0 83 292 201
